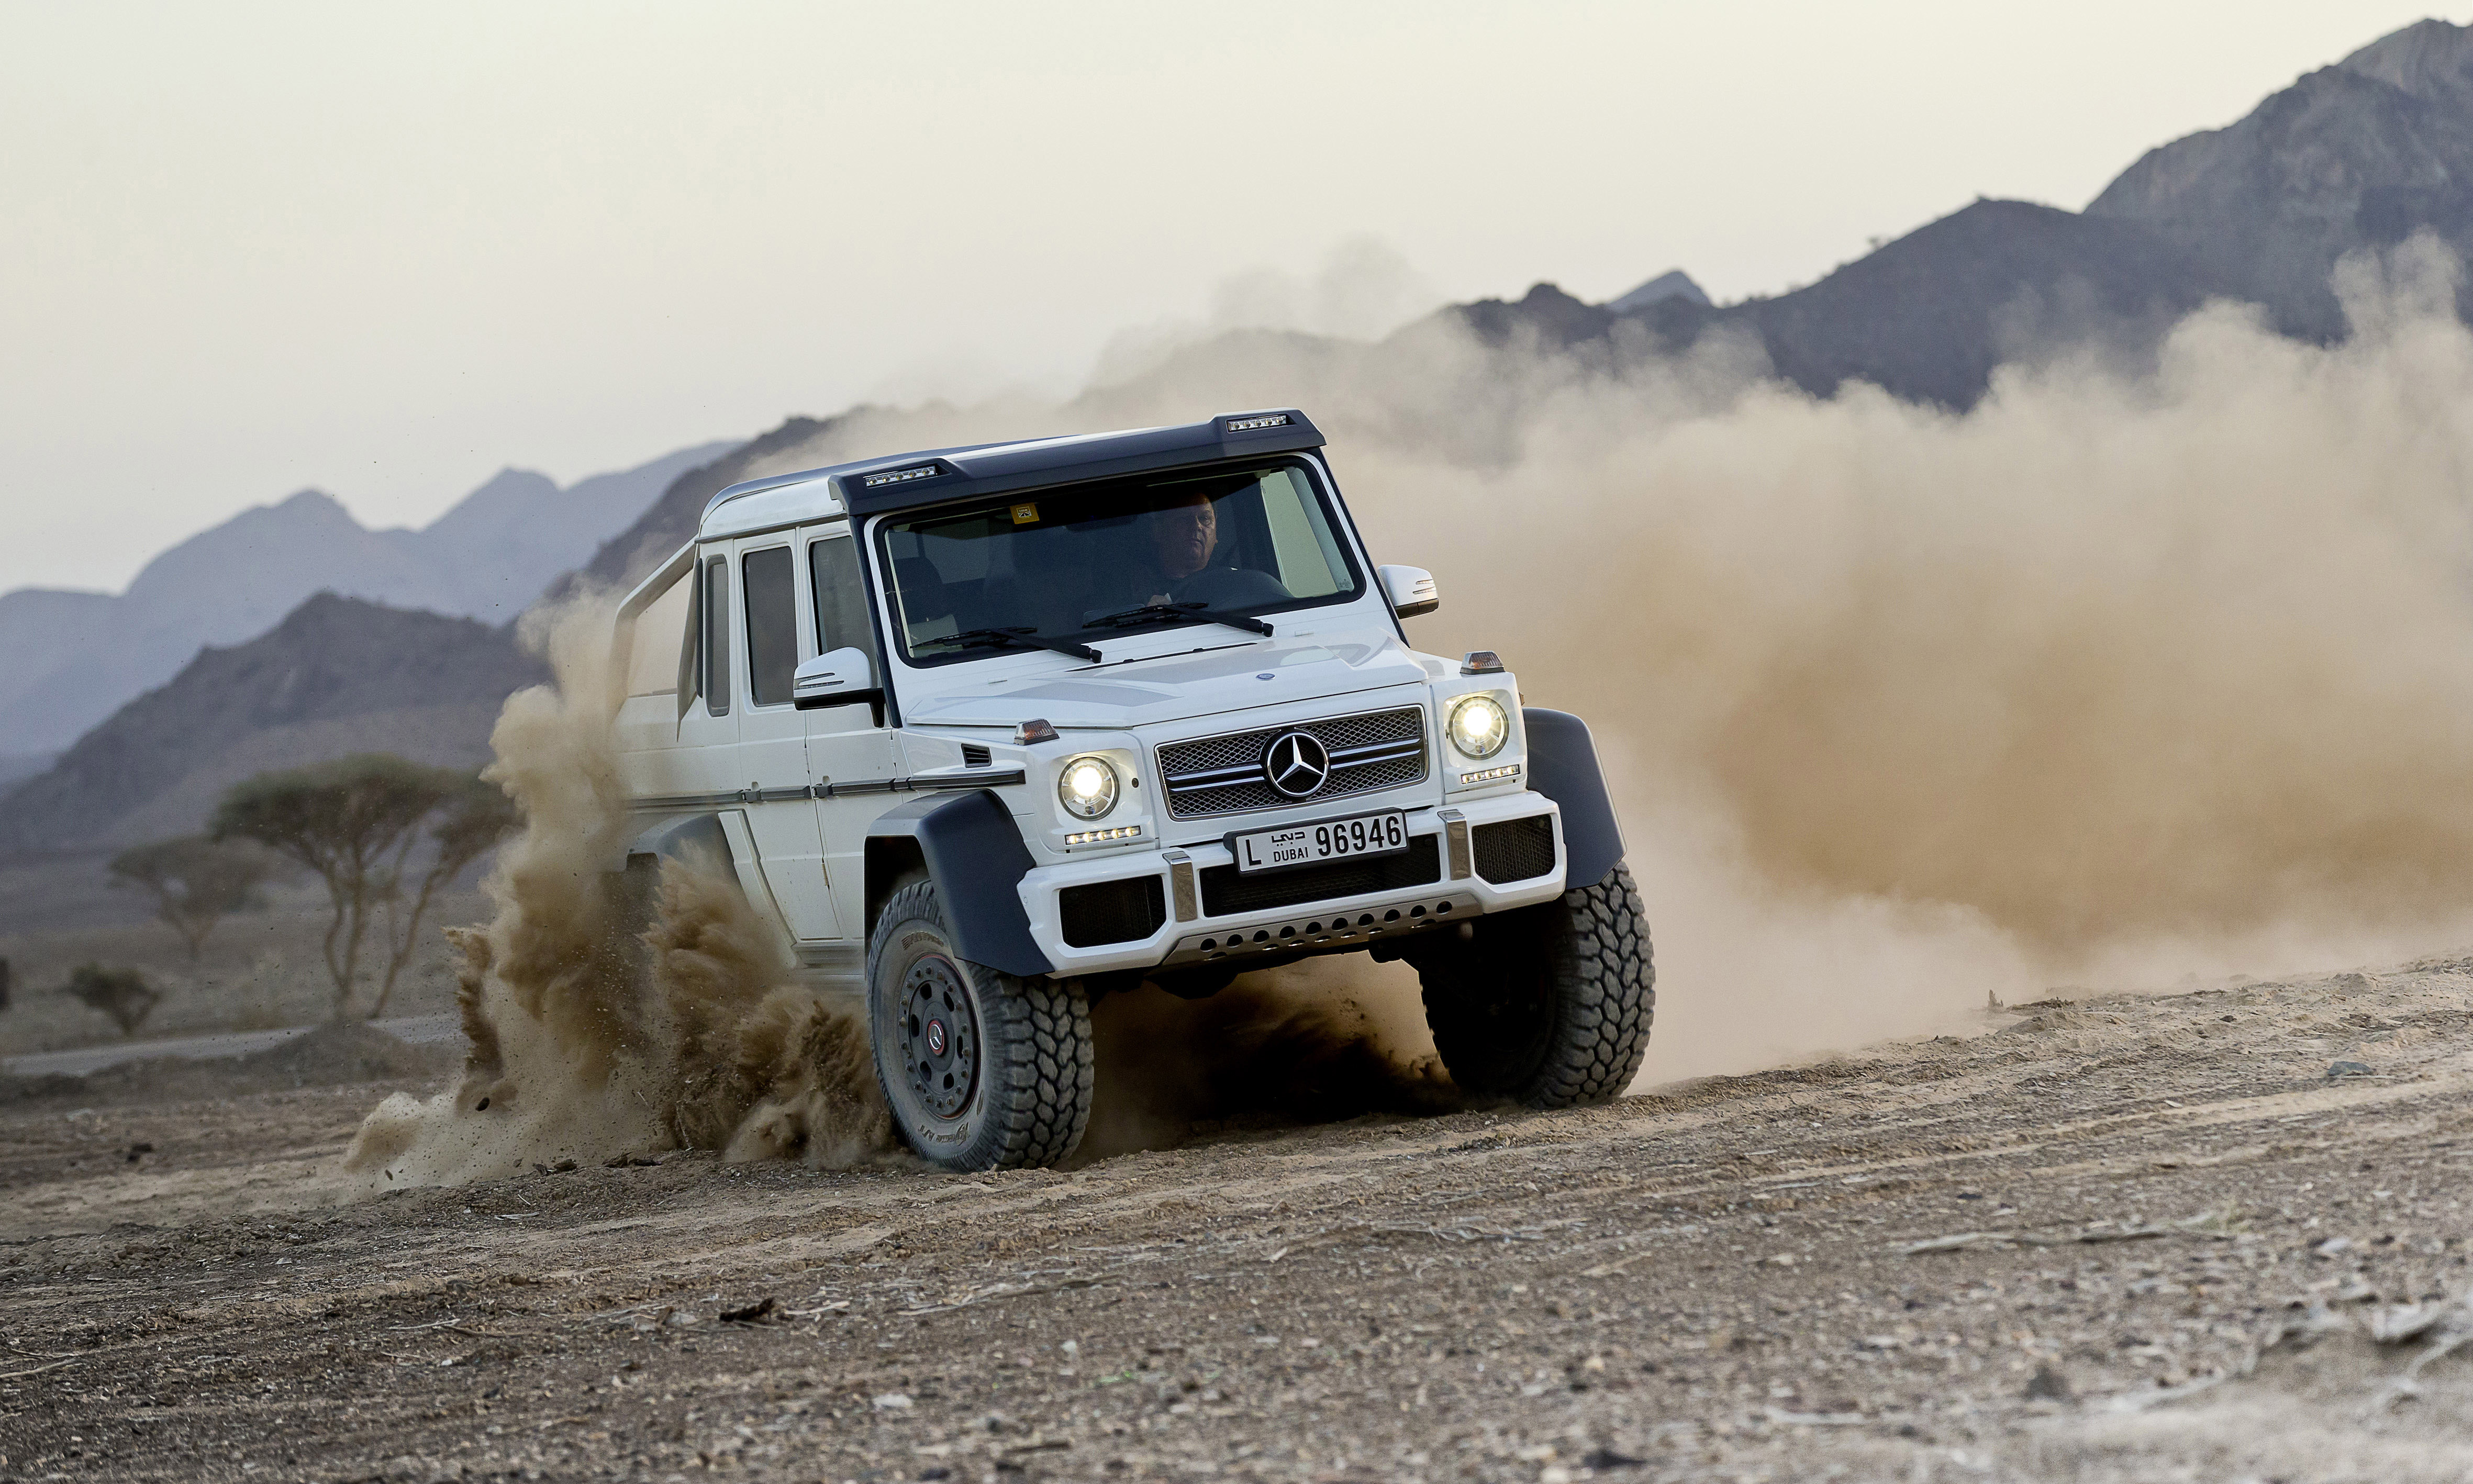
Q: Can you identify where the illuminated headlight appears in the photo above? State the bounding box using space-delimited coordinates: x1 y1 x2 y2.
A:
1446 695 1510 760
1056 756 1120 820
1460 763 1522 785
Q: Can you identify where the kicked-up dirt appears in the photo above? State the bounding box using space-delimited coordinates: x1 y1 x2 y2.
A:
5 958 2473 1482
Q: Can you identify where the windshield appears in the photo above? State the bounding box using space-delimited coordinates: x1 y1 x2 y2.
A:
875 458 1365 664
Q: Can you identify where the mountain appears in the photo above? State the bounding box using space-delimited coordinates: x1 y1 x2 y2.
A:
1603 270 1710 315
0 440 734 756
0 594 548 854
1443 197 2221 408
2088 18 2473 340
1443 18 2473 407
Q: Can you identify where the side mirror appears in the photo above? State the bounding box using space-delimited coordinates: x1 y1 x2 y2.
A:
1378 565 1439 619
794 646 881 710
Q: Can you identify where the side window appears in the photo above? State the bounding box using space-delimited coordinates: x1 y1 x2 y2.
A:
701 554 732 717
743 546 797 707
1259 470 1349 598
625 569 693 698
810 536 883 668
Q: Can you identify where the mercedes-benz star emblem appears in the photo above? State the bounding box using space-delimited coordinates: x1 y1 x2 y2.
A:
1262 731 1331 799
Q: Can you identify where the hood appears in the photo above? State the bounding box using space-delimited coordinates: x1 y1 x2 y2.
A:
898 633 1436 731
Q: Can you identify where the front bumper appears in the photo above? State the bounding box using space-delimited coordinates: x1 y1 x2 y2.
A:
1016 790 1568 977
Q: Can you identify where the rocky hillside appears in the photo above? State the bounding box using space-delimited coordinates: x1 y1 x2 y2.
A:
2089 18 2473 340
0 441 731 757
565 416 849 596
0 594 546 854
1447 198 2221 408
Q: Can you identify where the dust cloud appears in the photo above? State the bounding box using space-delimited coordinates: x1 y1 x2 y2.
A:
344 596 891 1188
360 236 2473 1173
1077 956 1455 1164
738 233 2473 1085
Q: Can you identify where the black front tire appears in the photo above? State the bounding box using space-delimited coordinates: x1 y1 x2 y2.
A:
1416 863 1655 1107
866 880 1093 1170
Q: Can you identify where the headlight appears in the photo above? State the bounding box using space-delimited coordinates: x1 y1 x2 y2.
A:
1446 694 1510 759
1056 756 1120 820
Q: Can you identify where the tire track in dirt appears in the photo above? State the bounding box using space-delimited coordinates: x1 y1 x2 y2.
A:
6 962 2473 1481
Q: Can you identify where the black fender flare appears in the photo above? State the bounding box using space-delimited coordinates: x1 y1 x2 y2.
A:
627 811 733 870
866 789 1054 978
1521 708 1626 889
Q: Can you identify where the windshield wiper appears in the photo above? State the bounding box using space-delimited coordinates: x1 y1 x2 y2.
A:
932 626 1102 663
1082 601 1274 638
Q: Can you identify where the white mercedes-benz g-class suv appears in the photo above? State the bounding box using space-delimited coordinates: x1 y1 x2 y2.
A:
611 409 1653 1170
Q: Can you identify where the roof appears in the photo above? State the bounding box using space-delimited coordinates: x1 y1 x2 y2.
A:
698 409 1325 534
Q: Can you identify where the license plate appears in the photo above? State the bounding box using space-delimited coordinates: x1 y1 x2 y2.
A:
1231 811 1409 874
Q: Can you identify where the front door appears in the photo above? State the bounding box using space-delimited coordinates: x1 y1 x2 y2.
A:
805 527 901 935
732 535 844 941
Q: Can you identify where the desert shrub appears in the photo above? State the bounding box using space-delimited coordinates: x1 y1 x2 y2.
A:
66 963 161 1038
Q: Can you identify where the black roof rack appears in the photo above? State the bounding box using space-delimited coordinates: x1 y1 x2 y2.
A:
701 409 1325 526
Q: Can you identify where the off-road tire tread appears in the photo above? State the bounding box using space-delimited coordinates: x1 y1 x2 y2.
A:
1523 864 1656 1107
1419 863 1655 1109
867 882 1093 1170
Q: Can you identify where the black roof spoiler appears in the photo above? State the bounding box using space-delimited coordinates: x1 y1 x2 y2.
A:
702 410 1324 526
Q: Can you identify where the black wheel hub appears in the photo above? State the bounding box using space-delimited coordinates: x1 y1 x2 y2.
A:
899 956 980 1119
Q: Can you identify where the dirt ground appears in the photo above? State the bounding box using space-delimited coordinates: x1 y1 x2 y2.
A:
5 956 2473 1483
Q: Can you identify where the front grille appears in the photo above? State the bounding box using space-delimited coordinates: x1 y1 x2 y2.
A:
1059 875 1166 947
1156 706 1427 818
1200 835 1441 915
1473 815 1557 884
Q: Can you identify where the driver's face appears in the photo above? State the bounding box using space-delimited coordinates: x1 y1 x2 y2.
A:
1149 497 1217 580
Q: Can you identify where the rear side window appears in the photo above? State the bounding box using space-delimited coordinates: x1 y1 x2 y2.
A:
701 555 732 716
742 546 797 706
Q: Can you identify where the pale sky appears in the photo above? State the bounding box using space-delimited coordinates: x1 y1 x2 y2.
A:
1 1 2449 595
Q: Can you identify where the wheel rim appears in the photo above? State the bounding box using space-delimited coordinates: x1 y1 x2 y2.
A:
898 954 980 1119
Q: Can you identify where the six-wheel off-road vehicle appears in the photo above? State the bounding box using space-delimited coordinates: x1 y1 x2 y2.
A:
610 409 1654 1169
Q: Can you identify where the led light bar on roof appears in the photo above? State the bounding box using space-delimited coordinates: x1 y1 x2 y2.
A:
860 463 943 488
1224 414 1290 432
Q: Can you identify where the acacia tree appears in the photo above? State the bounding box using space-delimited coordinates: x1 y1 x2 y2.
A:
107 836 279 961
213 755 514 1019
370 775 518 1018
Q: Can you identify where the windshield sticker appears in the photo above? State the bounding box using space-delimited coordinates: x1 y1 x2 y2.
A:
1009 503 1040 525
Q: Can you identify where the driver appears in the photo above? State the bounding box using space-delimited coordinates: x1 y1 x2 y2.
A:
1141 493 1219 602
1108 493 1291 611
